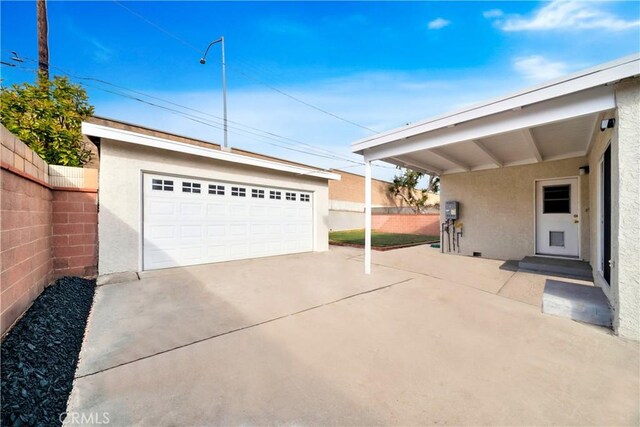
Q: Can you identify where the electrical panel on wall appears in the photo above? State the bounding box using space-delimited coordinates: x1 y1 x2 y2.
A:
445 201 459 220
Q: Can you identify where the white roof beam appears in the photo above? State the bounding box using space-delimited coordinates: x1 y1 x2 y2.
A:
352 54 638 153
585 113 605 156
388 157 443 175
430 148 470 171
364 85 615 161
472 139 503 167
522 128 543 162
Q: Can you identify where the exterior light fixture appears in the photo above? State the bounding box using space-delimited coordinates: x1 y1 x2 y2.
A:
600 118 615 131
579 166 590 175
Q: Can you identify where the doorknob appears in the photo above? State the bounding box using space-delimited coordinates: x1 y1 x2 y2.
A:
574 220 579 223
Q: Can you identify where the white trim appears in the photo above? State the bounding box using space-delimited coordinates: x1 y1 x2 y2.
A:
353 53 638 153
597 139 612 286
362 86 615 161
597 155 604 278
364 161 372 275
139 170 144 272
83 122 341 181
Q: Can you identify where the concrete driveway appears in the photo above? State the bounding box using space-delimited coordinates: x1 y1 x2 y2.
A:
67 246 639 425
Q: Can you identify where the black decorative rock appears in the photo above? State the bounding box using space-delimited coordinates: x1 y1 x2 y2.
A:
1 277 96 427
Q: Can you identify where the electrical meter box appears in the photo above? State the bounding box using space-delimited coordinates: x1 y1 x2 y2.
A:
445 201 459 220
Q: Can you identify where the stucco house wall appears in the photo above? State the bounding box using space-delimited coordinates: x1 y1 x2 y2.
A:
98 139 331 275
440 156 590 261
613 78 640 340
588 78 640 340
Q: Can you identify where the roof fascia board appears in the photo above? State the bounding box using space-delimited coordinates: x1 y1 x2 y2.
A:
82 122 341 181
363 85 615 162
353 55 639 153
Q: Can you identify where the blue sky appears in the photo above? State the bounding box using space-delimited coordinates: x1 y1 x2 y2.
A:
2 1 639 180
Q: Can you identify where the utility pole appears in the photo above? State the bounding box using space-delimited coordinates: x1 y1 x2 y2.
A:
36 0 49 80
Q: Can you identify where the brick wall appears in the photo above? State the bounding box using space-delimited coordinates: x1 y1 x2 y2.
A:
328 170 395 206
1 124 98 335
52 191 98 278
372 214 441 236
1 170 54 335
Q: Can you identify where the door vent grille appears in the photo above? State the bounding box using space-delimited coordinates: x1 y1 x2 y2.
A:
549 231 565 247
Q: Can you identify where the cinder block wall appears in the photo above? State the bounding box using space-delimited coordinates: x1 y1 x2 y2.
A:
1 170 54 334
1 125 98 335
52 191 98 278
372 214 440 236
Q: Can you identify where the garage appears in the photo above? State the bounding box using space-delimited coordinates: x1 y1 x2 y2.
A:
82 118 339 276
143 173 313 270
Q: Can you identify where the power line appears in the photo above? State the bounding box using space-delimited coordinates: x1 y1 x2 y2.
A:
112 1 201 54
2 58 398 172
109 0 379 133
7 55 366 165
2 62 375 169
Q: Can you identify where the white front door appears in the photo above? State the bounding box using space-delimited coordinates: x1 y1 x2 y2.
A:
143 173 314 270
535 178 579 257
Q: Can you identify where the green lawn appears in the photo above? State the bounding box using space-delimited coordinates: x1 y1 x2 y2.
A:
329 229 439 248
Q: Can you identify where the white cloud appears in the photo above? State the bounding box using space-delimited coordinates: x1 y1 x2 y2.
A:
427 18 451 30
92 71 514 181
513 55 569 81
490 1 640 32
483 9 503 19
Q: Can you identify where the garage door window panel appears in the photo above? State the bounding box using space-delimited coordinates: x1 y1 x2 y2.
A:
270 191 282 200
209 184 225 195
286 192 296 201
182 182 202 194
252 189 265 199
152 179 174 191
232 187 246 197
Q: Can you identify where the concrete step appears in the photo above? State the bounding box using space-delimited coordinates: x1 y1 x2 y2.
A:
542 279 612 328
519 256 592 281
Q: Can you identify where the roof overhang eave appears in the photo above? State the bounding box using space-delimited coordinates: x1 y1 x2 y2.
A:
352 53 639 155
82 122 341 181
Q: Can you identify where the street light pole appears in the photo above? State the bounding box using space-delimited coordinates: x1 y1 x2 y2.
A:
200 37 229 151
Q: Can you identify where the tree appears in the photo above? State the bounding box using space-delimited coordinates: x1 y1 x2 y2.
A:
388 168 440 213
0 76 94 166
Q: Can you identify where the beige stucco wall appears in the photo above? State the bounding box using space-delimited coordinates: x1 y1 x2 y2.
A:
98 139 331 275
589 78 640 340
440 157 590 261
614 78 640 340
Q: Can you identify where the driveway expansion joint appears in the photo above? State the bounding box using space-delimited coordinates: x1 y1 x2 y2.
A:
76 277 415 380
352 257 537 309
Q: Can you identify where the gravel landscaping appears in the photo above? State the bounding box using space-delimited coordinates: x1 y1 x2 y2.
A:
1 277 96 427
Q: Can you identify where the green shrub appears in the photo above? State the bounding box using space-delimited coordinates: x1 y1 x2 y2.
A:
1 75 94 166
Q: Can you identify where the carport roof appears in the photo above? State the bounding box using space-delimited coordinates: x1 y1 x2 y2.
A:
352 53 639 175
82 122 341 181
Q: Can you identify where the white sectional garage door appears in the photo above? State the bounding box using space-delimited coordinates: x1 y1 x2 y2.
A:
143 173 313 270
